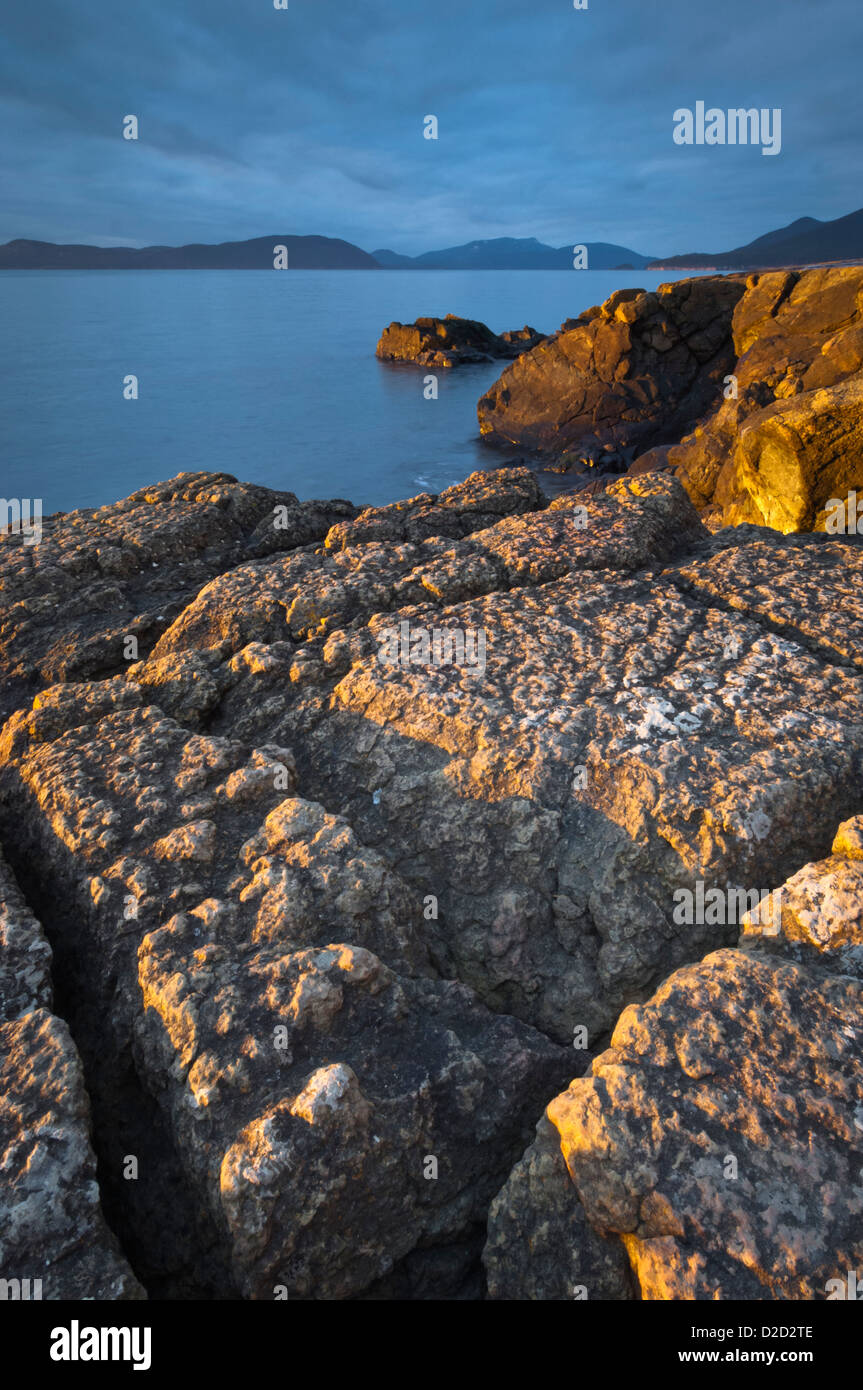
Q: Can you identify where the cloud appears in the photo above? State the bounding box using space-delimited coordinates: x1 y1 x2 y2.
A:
0 0 860 255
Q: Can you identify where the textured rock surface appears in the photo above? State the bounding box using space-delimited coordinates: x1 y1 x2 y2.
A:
3 460 863 1299
0 470 356 720
0 851 145 1300
324 467 542 551
486 850 863 1300
377 314 545 367
741 813 863 961
476 267 863 534
0 686 567 1298
477 276 746 455
669 266 863 529
484 1113 633 1301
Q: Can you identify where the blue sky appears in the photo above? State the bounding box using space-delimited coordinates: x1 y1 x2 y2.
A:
1 0 860 257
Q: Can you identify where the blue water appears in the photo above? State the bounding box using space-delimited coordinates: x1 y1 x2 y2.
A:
0 269 691 513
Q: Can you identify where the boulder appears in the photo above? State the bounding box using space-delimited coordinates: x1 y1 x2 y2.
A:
712 374 863 531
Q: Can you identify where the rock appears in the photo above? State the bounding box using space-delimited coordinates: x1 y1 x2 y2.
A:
740 823 863 960
627 443 674 476
833 815 863 859
11 467 863 1057
551 445 634 479
497 326 547 355
0 850 145 1300
474 266 863 534
670 266 863 528
0 847 52 1022
486 890 863 1298
0 678 568 1297
376 315 546 367
324 466 543 550
484 1113 633 1300
132 467 863 1062
4 461 863 1300
716 374 863 531
477 276 746 455
0 470 357 720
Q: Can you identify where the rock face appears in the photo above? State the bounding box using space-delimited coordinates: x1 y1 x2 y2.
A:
377 315 545 367
669 267 863 529
477 277 746 454
485 832 863 1300
476 267 863 534
0 851 145 1300
3 462 863 1299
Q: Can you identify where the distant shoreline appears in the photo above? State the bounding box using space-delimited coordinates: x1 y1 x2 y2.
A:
4 205 863 272
4 260 863 273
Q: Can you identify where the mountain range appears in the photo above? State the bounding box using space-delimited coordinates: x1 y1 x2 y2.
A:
371 238 655 269
1 206 861 271
0 235 378 270
651 207 863 269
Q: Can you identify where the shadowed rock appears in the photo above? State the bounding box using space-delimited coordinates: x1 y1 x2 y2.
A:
485 834 863 1299
0 851 145 1300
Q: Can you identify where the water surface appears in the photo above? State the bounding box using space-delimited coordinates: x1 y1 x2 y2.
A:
0 269 692 513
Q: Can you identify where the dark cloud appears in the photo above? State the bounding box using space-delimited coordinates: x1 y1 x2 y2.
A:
0 0 859 255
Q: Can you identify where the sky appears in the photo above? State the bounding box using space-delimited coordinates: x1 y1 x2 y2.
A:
1 0 861 258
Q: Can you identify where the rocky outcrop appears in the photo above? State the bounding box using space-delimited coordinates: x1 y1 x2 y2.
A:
377 315 545 367
0 850 145 1300
3 463 863 1299
485 829 863 1300
0 471 357 722
477 277 747 454
741 813 863 959
669 267 863 529
476 266 863 534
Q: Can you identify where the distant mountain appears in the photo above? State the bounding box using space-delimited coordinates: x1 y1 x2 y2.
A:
371 248 419 267
9 213 860 274
0 235 380 270
371 237 656 270
651 207 863 270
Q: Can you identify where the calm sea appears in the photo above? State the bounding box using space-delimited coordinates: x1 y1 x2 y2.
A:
0 269 690 514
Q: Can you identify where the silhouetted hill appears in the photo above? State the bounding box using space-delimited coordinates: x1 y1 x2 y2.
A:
0 235 380 269
371 237 656 270
8 212 861 274
651 207 863 269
